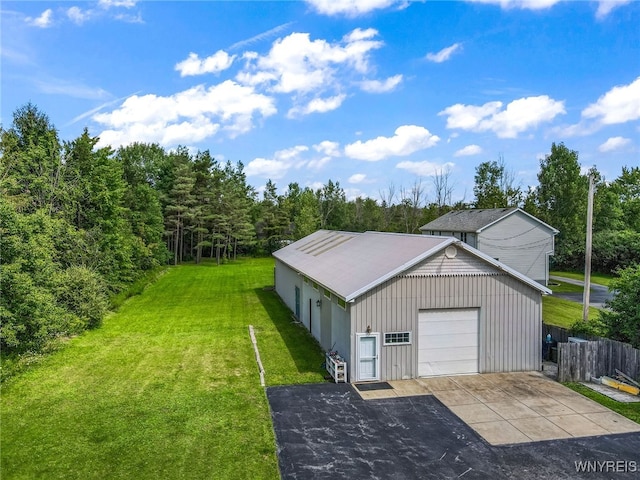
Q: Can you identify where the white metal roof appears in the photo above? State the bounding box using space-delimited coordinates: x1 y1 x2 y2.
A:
273 230 551 302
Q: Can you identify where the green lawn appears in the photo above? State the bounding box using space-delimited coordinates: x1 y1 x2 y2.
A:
0 258 325 480
542 295 599 328
564 384 640 424
546 280 584 294
551 270 615 287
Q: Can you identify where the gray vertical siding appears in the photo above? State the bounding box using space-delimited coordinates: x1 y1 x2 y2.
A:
350 268 542 381
477 211 554 284
331 302 350 374
277 249 543 383
274 259 300 314
274 259 352 367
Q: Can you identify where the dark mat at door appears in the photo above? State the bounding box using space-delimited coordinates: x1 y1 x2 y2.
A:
354 382 393 391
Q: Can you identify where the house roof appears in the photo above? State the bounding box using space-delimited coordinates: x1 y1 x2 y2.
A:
273 230 551 302
419 207 559 234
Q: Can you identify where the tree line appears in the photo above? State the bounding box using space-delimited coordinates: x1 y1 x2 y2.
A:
1 104 638 355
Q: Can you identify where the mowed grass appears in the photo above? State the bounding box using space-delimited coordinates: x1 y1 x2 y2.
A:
542 296 599 328
1 258 325 480
551 270 615 287
565 384 640 424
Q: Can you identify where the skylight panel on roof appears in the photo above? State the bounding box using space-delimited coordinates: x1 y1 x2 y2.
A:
311 235 354 256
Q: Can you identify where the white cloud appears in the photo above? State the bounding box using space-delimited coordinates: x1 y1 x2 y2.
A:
229 22 295 51
99 0 137 8
344 187 367 201
98 118 219 149
440 101 503 130
288 94 347 117
277 145 310 160
238 28 383 116
240 29 382 93
26 9 53 28
245 145 309 179
175 51 236 77
454 144 483 157
313 140 341 157
348 173 368 184
359 74 403 93
596 0 631 19
425 43 461 63
244 158 291 179
66 7 92 25
345 125 440 161
33 77 110 100
64 1 141 25
598 136 631 152
113 12 143 24
305 0 407 17
307 156 332 170
396 160 456 176
559 77 640 137
465 0 561 11
582 76 640 125
468 0 630 18
439 95 565 138
308 140 341 170
93 81 276 148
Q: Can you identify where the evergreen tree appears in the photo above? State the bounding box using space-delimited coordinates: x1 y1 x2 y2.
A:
164 158 196 265
0 103 63 214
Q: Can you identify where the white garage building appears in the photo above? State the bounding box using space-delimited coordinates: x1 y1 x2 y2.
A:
273 230 550 382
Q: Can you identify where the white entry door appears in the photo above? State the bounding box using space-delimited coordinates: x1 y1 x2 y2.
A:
357 333 380 381
418 309 479 376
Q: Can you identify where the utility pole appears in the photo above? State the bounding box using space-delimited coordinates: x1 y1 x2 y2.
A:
582 174 594 322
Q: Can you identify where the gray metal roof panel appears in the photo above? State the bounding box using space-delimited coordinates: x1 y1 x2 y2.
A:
273 230 452 300
273 230 551 301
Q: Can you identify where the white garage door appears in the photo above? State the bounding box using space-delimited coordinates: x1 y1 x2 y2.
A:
418 309 479 376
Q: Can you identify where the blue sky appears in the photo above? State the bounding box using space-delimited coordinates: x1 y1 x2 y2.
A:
2 0 639 202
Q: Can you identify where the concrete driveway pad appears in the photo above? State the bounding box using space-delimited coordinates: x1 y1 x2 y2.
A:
508 417 573 441
584 411 640 433
448 403 504 423
548 414 609 437
354 372 640 446
268 382 640 479
485 400 539 420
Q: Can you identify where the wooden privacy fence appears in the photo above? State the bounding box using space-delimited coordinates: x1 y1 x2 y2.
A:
558 338 640 383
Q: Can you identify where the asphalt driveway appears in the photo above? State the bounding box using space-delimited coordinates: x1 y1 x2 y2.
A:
267 382 640 479
549 275 614 309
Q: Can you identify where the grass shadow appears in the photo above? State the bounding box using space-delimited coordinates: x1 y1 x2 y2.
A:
253 287 325 379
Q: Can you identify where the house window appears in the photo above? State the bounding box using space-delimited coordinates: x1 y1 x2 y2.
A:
460 232 467 243
324 288 331 299
384 331 411 345
337 298 346 309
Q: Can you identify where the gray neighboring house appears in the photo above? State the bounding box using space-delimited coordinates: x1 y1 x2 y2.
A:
419 208 558 286
273 230 550 383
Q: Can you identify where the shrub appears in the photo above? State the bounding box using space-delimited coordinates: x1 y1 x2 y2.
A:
597 264 640 348
54 266 108 330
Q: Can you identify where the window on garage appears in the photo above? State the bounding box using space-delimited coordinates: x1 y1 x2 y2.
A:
384 331 411 345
